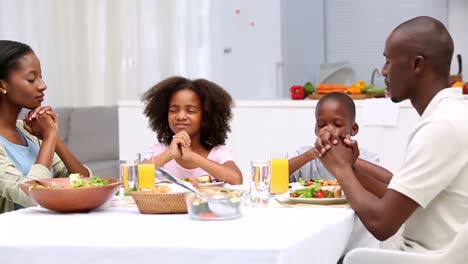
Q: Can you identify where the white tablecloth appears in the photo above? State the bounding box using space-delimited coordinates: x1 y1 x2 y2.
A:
0 206 377 264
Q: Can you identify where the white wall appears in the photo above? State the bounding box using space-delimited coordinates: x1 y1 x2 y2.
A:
448 0 468 80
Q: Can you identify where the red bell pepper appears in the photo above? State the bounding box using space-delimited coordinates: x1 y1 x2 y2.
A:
290 85 305 100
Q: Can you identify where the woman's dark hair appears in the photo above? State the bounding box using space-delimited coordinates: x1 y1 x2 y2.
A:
142 76 234 149
0 40 33 80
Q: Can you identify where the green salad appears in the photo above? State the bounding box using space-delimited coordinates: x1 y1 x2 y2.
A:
28 175 109 191
69 174 109 188
291 178 340 198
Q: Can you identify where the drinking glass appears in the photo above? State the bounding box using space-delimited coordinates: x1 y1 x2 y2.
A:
119 160 138 195
137 152 155 191
250 160 271 206
270 152 289 194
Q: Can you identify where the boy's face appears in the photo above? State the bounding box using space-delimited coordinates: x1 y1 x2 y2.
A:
315 99 358 138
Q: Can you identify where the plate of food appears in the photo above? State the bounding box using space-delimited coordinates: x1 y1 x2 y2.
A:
282 178 347 205
183 175 225 188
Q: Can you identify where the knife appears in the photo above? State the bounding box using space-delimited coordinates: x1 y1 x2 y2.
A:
457 54 462 75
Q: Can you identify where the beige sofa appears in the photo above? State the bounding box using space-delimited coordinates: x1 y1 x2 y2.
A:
21 106 120 178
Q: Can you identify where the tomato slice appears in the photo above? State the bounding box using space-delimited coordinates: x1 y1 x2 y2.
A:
314 191 325 198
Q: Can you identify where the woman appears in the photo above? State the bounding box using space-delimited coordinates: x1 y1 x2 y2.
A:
0 40 90 213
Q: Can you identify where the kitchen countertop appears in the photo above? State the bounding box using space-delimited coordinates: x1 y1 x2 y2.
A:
120 93 468 109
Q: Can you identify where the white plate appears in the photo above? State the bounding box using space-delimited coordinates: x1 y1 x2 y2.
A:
278 192 347 205
198 181 226 187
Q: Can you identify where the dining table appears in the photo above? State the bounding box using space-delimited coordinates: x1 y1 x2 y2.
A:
0 198 378 264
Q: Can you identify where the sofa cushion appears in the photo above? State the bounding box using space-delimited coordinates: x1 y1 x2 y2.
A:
54 107 73 143
84 160 119 179
67 106 119 163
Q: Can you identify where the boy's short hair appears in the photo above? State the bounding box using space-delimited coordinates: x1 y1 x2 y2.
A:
316 92 356 122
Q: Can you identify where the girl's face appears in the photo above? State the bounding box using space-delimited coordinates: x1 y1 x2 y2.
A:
0 52 47 110
168 89 203 137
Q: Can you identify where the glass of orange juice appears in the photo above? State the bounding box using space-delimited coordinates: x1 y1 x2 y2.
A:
270 152 289 194
137 152 155 191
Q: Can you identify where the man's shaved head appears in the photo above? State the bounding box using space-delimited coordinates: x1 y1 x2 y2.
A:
390 16 454 76
382 16 455 113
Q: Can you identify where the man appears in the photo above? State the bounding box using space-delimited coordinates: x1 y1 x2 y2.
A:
316 16 468 255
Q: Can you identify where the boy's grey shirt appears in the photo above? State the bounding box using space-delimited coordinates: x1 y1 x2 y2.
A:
289 146 380 182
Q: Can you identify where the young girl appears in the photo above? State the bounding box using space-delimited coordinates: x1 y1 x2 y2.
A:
142 76 242 185
0 40 90 213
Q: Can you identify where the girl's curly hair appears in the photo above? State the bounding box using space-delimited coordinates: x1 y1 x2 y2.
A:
142 76 234 149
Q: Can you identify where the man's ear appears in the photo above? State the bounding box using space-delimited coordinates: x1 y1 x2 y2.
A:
351 123 359 136
414 55 425 74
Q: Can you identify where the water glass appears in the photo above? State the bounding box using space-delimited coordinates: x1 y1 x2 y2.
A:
250 160 271 207
137 152 156 191
270 152 289 194
119 160 138 195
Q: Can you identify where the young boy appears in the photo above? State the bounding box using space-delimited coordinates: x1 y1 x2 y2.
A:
289 92 379 182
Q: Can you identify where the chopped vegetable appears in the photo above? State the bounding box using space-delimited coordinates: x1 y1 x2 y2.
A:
27 175 109 190
298 178 306 186
303 82 315 96
189 189 243 219
290 85 305 100
70 174 109 188
314 191 325 198
29 184 45 191
291 178 342 198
